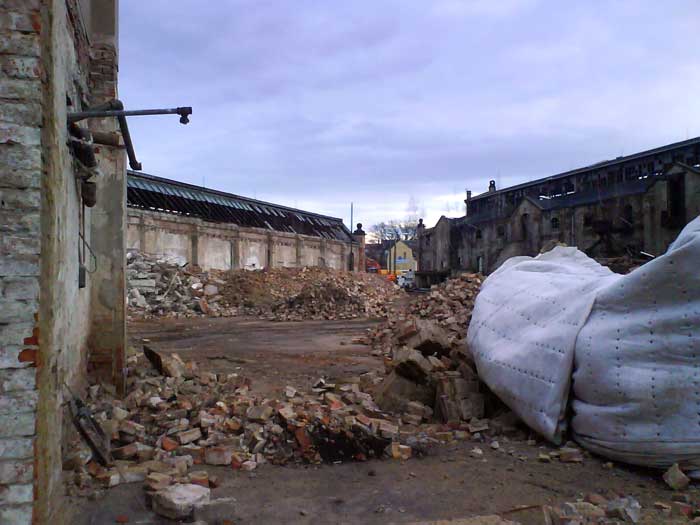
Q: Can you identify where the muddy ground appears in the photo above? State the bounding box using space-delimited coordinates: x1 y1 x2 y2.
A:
72 316 692 524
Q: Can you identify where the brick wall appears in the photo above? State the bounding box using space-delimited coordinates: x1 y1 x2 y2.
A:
0 1 42 523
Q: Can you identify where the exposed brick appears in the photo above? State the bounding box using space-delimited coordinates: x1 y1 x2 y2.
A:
0 143 41 170
0 459 32 484
0 122 40 146
0 347 31 370
0 1 41 10
0 11 39 33
0 411 35 437
1 278 39 300
0 169 40 189
0 391 37 415
0 100 42 126
0 299 36 322
0 32 39 56
16 349 36 365
0 438 34 459
0 323 34 346
0 211 40 237
0 483 33 505
0 368 35 393
0 236 39 258
0 503 32 524
0 257 39 277
0 188 39 210
0 78 41 100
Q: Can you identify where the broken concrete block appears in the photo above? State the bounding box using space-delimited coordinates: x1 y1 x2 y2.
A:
663 463 690 491
393 347 433 383
153 483 210 520
374 371 435 413
606 497 641 523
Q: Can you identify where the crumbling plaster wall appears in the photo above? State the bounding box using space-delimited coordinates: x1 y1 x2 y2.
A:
127 210 357 271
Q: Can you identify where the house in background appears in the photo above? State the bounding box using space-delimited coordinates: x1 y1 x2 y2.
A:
365 239 418 273
386 239 418 273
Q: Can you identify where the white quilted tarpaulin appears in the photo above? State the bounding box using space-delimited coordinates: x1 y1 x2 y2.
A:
467 216 700 466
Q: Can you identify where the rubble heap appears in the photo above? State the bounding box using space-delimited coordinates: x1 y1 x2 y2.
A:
126 251 231 318
65 348 469 518
126 250 401 321
366 273 499 427
221 265 402 321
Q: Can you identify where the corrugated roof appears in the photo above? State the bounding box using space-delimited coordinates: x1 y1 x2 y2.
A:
126 170 353 241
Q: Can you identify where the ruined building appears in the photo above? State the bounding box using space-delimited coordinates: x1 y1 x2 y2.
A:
417 137 700 283
1 1 125 522
126 170 365 271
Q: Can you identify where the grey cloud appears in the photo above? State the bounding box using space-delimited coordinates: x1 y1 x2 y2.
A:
118 0 700 228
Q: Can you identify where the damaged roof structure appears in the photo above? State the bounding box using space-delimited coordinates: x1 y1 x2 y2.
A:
416 137 700 281
126 171 364 271
127 170 353 242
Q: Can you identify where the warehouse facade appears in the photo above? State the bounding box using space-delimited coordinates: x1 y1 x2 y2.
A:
126 170 364 272
417 137 700 281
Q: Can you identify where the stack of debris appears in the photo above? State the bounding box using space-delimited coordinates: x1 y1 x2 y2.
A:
126 250 401 321
366 273 506 429
126 251 233 318
65 347 472 519
369 273 482 358
222 265 402 321
594 255 647 274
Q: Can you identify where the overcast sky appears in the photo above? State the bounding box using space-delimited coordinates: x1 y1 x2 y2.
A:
119 1 700 229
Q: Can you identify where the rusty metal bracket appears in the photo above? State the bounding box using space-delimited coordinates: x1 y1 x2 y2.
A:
67 100 192 171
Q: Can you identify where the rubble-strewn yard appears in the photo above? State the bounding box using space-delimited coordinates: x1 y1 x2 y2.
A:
70 270 698 524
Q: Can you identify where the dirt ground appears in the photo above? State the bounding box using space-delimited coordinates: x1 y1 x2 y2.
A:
72 316 691 524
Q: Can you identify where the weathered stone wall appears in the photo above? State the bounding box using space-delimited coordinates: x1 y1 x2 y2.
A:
0 1 45 522
127 209 359 271
85 0 126 393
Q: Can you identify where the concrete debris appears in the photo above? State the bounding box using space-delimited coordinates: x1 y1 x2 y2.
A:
664 463 691 491
544 495 642 524
127 250 402 320
367 273 523 433
152 483 210 520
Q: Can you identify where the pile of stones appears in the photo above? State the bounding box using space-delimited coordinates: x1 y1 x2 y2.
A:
126 250 402 321
126 251 233 318
366 273 501 428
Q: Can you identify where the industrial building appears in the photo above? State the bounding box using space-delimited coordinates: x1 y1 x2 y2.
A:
126 170 364 272
417 137 700 283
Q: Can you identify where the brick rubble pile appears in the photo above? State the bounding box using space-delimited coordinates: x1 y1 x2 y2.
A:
64 347 461 519
126 250 401 321
366 273 500 428
126 251 231 318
